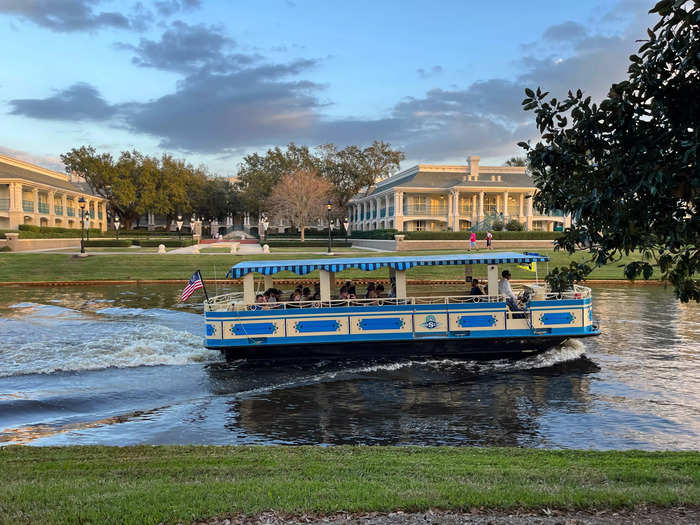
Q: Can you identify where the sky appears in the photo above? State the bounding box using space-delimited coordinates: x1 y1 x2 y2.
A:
0 0 657 176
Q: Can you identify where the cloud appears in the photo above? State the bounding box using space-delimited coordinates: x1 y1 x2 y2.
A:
0 0 150 32
124 60 323 151
542 21 588 42
4 0 654 163
154 0 201 17
117 21 257 73
417 65 443 79
9 82 119 121
0 146 65 172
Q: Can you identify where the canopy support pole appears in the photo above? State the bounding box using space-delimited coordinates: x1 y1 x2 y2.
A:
319 270 332 302
395 269 407 300
243 273 255 304
487 264 499 298
263 275 273 290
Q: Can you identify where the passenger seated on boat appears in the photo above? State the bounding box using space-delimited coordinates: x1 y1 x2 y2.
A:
253 294 269 310
498 270 521 311
302 287 311 300
339 286 350 300
365 282 376 298
366 289 379 305
470 279 484 296
289 285 302 301
287 290 303 307
376 283 386 297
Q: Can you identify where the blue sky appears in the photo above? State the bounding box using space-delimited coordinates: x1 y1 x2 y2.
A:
0 0 656 175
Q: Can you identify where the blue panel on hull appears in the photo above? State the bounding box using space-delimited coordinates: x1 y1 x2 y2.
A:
457 315 497 327
539 312 574 325
231 323 277 335
359 317 404 330
295 320 341 333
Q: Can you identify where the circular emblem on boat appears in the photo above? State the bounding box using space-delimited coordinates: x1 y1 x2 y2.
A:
421 314 441 330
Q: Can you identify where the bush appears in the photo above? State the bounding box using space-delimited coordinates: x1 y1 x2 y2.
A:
0 230 19 239
138 239 196 248
350 229 398 240
84 240 133 247
265 240 352 248
506 220 525 231
403 231 563 240
492 221 505 231
16 225 103 238
0 245 10 252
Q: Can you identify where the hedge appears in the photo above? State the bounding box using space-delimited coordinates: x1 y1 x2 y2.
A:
0 230 19 239
350 229 398 240
138 239 196 248
84 240 133 248
265 240 352 248
16 224 103 239
403 231 563 240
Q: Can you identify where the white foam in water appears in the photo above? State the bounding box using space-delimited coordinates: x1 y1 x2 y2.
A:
0 324 221 377
230 340 587 399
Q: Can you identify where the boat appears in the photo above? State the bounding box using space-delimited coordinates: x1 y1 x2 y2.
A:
204 251 600 359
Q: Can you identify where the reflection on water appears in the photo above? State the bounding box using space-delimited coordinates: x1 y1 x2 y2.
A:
0 283 698 449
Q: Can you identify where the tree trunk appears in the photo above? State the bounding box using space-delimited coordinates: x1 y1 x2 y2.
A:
300 225 305 242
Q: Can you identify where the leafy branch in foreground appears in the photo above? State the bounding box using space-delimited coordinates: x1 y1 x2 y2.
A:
519 0 699 302
545 262 592 294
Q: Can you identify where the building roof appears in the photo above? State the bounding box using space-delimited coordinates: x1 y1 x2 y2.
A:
0 155 102 197
226 251 549 278
364 166 533 197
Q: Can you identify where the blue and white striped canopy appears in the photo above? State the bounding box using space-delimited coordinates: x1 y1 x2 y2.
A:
226 251 549 278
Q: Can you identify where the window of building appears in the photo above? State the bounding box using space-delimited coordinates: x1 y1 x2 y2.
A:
484 195 497 215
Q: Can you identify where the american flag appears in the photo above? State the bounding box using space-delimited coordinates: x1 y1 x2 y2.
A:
181 270 203 302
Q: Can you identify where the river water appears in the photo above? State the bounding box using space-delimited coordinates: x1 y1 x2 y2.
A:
0 283 697 449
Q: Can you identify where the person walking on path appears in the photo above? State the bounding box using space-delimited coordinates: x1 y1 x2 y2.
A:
469 231 477 251
486 231 493 250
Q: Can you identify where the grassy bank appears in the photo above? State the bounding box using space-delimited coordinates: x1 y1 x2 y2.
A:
0 249 660 283
1 446 697 524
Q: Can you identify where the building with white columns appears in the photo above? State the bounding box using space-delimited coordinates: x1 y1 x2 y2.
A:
348 156 570 232
0 153 107 232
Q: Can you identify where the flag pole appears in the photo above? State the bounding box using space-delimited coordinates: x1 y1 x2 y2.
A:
199 269 211 303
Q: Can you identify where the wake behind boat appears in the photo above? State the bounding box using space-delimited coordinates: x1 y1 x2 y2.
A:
203 252 600 359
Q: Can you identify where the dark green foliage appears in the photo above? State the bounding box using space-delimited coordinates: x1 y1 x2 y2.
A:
545 262 592 293
492 221 505 231
138 239 196 248
84 240 133 248
506 220 525 231
265 240 352 248
0 245 10 252
16 225 102 238
350 229 399 239
520 1 699 302
403 231 562 241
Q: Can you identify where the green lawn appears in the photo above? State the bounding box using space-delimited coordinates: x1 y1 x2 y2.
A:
0 249 659 282
0 446 697 525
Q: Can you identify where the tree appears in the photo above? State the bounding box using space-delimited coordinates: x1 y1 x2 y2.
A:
318 141 405 212
265 169 333 241
519 0 699 302
236 143 318 217
503 156 527 167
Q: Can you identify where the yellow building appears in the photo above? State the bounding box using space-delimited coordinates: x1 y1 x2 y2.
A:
349 155 571 232
0 153 107 232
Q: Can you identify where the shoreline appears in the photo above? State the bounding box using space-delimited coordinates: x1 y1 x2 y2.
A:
0 278 666 286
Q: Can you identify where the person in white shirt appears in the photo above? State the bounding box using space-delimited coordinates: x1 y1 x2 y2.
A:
498 270 521 311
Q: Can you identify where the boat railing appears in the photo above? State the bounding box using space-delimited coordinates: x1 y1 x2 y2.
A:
205 292 244 311
206 286 592 312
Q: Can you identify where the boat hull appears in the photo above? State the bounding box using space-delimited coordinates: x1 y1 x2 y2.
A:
212 332 599 361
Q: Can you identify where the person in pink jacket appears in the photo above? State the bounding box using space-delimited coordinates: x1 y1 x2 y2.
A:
469 231 477 250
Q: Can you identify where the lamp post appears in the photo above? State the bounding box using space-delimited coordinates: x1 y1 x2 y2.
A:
176 214 183 241
114 216 120 241
78 197 86 254
261 215 269 243
343 216 349 244
327 200 332 254
190 216 195 239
